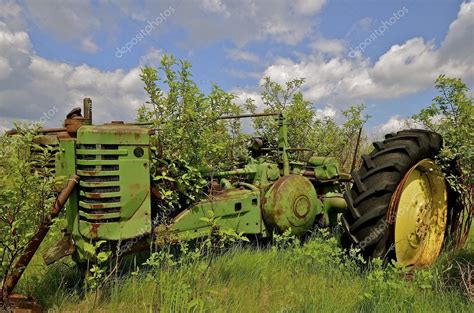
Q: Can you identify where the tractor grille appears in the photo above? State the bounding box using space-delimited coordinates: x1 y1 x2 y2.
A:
77 144 122 223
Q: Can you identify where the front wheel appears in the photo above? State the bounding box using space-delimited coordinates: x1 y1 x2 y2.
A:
341 129 450 266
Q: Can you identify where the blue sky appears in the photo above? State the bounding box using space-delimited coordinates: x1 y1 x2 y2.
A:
0 0 473 135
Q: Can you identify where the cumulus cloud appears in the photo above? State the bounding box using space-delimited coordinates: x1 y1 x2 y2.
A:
315 106 337 119
438 1 474 75
0 56 12 80
1 0 473 134
372 115 422 139
200 0 230 17
0 22 146 129
140 48 164 67
191 0 326 45
24 0 102 42
379 116 410 133
262 1 474 107
311 37 346 56
81 37 98 53
11 0 329 48
293 0 327 15
0 0 24 30
232 89 263 109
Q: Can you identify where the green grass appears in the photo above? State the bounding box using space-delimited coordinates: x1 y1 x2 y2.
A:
15 231 474 313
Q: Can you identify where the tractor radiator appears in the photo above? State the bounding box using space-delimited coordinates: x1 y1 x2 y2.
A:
74 124 152 240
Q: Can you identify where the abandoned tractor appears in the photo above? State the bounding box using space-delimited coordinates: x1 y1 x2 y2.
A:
3 97 470 296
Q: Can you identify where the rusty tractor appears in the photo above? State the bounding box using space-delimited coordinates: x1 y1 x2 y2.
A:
3 97 470 297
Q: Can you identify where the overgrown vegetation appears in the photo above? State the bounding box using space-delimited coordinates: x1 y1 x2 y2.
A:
0 125 61 301
412 75 473 248
137 55 246 169
138 56 371 173
0 55 472 311
16 229 474 312
245 76 371 171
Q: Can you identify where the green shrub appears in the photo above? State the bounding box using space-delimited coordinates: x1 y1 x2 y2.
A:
0 125 61 301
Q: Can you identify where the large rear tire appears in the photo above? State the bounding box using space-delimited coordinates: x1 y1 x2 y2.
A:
341 129 449 266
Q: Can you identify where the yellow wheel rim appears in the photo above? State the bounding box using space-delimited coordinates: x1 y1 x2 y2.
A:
391 159 448 266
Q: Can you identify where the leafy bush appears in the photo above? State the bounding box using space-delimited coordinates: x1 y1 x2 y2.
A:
412 74 473 247
246 76 370 171
0 125 60 300
138 55 248 170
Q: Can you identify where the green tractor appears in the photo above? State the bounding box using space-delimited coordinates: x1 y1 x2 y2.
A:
4 97 469 295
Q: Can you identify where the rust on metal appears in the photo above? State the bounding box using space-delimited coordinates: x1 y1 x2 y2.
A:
350 127 363 173
2 294 42 312
66 107 82 119
151 186 162 199
386 163 416 244
262 175 320 235
209 181 224 196
83 98 92 123
87 193 103 199
38 127 67 134
218 112 280 120
65 118 87 134
42 235 75 266
90 223 101 237
302 170 314 177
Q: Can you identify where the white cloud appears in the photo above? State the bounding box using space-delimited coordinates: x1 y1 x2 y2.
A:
60 0 327 47
11 0 329 50
262 1 474 107
344 17 374 40
373 115 423 139
24 0 102 42
225 48 259 63
315 106 337 119
438 1 474 74
0 56 12 80
368 38 439 96
379 116 409 133
0 22 146 128
311 37 346 56
293 0 327 15
140 48 164 67
232 89 263 109
230 88 264 133
0 0 24 30
80 37 98 53
0 119 11 132
200 0 230 17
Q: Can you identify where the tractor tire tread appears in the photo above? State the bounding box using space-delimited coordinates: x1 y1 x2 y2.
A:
341 129 443 259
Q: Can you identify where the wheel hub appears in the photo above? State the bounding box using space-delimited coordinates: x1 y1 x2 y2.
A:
388 159 448 266
293 196 310 218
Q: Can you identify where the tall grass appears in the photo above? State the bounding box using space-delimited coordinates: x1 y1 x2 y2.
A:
16 230 473 312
